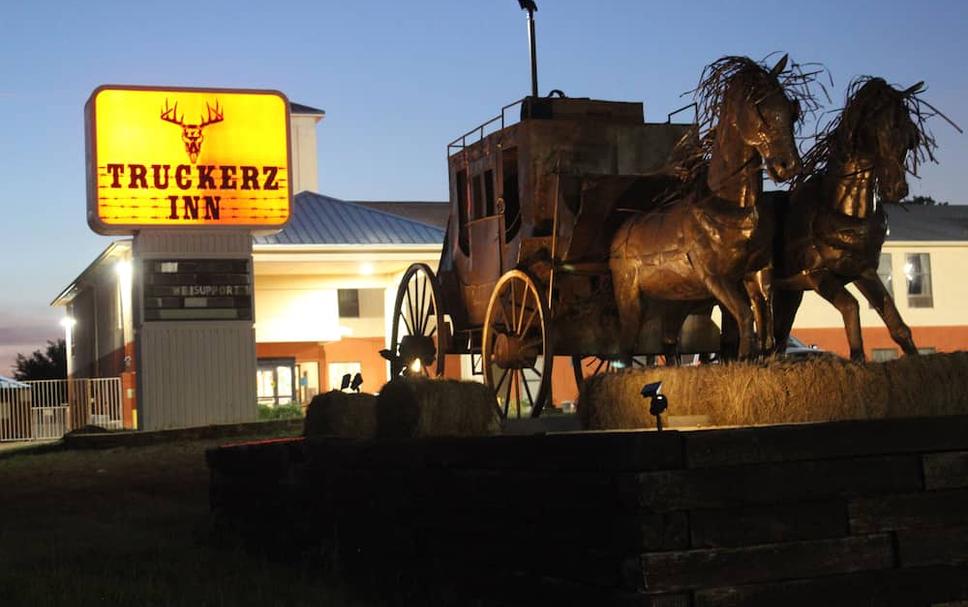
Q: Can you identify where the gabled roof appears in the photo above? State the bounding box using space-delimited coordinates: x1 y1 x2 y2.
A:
349 200 449 229
885 204 968 241
254 191 445 246
289 102 325 116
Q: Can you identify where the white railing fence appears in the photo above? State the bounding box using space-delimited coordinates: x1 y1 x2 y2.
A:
0 378 123 443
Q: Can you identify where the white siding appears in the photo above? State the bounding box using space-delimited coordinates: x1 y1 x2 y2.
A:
138 322 257 430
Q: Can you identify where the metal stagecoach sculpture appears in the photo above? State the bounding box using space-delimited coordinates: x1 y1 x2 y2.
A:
384 49 823 417
382 2 954 418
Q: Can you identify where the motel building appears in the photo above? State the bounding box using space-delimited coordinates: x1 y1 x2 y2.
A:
52 97 968 430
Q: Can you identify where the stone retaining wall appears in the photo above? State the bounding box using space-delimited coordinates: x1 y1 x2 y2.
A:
207 416 968 605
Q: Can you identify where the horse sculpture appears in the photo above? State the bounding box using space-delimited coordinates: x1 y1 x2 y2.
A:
771 77 955 360
609 55 805 361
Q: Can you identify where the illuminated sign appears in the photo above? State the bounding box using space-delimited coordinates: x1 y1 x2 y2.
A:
85 85 291 234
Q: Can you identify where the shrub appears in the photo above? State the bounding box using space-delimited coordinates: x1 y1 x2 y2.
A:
257 403 304 421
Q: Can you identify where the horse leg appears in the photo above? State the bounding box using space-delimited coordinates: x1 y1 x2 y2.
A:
660 306 689 366
612 268 642 360
853 269 919 356
772 288 804 355
705 279 755 359
745 268 774 355
805 273 865 361
720 307 739 361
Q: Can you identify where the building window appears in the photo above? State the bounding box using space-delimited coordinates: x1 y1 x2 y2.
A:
877 253 893 297
872 348 898 362
338 289 360 318
905 253 933 308
918 347 936 355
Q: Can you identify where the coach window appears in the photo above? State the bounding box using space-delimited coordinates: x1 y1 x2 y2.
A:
905 253 933 308
502 147 521 242
483 169 495 217
456 170 469 255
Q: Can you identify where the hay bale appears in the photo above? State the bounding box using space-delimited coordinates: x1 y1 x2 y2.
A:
376 378 501 439
303 390 377 439
882 351 968 418
578 352 968 431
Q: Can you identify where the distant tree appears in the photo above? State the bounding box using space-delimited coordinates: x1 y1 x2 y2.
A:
901 195 948 206
12 339 66 381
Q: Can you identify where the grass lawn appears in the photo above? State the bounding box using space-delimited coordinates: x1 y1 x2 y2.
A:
0 432 365 606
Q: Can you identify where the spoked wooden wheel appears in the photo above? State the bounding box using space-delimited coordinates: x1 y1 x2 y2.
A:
482 270 553 419
571 356 651 393
389 263 446 377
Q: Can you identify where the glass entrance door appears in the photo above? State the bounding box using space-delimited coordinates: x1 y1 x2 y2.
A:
256 358 296 406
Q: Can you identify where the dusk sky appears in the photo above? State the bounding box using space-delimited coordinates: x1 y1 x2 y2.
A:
1 0 965 373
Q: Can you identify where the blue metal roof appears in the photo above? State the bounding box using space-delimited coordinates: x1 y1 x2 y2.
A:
885 204 968 241
255 191 445 246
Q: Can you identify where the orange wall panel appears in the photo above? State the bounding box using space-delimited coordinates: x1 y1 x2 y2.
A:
791 325 968 358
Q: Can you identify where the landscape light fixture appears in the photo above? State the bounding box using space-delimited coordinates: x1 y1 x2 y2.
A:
641 381 669 431
340 373 352 391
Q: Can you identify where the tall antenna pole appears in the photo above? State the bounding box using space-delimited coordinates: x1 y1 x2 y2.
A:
518 1 539 97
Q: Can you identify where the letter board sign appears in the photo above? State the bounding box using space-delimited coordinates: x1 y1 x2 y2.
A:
85 85 291 235
142 259 252 321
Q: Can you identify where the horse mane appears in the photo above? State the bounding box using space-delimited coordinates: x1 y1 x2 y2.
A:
796 76 958 186
661 54 826 201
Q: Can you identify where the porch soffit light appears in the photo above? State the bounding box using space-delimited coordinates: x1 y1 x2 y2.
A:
115 260 133 278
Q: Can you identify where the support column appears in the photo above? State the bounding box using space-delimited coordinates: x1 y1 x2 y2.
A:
133 230 257 431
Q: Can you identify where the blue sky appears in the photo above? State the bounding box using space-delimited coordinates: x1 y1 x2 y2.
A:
0 0 965 372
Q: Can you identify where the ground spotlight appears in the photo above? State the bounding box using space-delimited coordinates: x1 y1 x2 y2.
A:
641 381 668 431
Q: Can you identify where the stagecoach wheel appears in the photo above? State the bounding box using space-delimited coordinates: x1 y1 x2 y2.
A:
482 270 553 419
570 356 649 393
389 263 446 378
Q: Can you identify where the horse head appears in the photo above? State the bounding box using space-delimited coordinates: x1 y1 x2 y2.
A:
838 78 924 203
703 54 804 184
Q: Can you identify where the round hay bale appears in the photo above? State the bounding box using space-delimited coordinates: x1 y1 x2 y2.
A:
303 390 377 439
376 378 501 439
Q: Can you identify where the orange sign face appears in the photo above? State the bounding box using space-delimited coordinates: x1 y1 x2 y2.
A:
86 86 291 234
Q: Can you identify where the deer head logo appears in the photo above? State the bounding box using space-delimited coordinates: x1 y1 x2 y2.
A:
160 99 224 163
